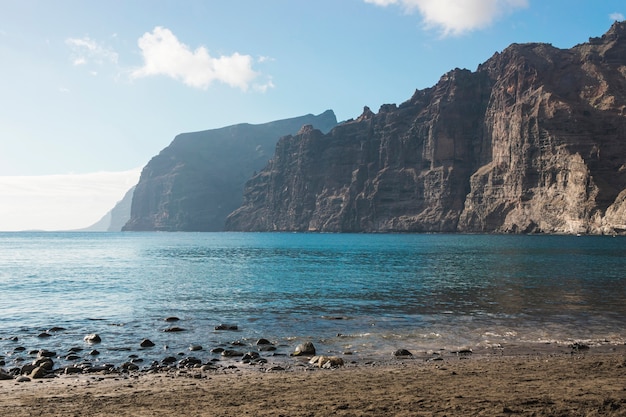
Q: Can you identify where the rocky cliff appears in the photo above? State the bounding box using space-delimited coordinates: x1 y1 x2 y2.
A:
82 186 135 232
226 22 626 234
123 111 337 231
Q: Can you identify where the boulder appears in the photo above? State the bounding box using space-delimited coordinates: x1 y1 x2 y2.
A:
292 342 316 356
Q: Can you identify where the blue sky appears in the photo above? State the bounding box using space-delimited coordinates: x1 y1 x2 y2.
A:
0 0 624 230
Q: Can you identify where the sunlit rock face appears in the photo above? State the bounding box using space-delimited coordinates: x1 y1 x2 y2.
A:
123 111 337 231
226 22 626 235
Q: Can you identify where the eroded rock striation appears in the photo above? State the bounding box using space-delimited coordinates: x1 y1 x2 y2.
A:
123 110 337 231
226 22 626 234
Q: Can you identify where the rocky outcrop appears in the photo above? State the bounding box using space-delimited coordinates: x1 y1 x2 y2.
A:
123 111 337 231
226 22 626 234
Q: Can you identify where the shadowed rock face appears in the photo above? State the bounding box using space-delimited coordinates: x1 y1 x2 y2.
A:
123 110 337 231
226 22 626 234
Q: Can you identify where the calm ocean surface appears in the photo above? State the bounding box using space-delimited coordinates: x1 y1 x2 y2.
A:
1 232 625 366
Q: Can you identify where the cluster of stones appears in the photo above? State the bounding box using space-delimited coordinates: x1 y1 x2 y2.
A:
0 322 351 382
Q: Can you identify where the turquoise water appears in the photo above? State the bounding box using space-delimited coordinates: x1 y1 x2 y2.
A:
1 232 625 366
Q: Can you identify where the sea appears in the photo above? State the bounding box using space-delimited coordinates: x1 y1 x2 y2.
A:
1 232 625 367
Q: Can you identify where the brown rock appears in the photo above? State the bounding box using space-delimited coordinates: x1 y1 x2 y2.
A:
226 22 626 235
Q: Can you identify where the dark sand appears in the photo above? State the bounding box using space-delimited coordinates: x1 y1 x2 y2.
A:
2 344 626 416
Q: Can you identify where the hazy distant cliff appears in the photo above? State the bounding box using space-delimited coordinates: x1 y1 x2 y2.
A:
226 22 626 235
81 186 135 232
123 111 337 231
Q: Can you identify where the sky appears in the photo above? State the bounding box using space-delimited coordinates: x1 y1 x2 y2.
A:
0 0 624 231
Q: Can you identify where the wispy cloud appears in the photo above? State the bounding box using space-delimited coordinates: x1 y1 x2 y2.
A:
0 169 141 231
130 26 271 92
66 36 119 67
610 12 625 21
364 0 529 36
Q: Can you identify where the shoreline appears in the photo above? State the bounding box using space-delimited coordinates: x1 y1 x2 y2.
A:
2 344 626 416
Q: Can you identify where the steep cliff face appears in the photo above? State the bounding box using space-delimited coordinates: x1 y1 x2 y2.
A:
226 22 626 234
123 111 337 231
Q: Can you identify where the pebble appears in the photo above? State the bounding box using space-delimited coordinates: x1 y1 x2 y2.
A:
140 339 156 348
393 349 413 357
84 334 102 344
189 345 203 351
164 317 180 322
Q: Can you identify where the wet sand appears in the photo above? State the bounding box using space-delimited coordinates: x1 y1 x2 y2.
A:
2 345 626 416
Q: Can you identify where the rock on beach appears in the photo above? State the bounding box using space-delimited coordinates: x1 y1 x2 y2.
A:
292 342 316 356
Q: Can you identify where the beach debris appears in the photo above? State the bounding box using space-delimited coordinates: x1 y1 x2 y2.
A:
215 323 238 331
309 355 344 368
84 333 102 344
291 342 316 356
140 339 156 348
393 349 413 357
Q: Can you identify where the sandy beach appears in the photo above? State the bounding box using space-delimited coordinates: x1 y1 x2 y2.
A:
2 345 626 416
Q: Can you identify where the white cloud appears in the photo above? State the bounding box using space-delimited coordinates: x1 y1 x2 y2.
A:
131 26 266 91
66 36 119 67
365 0 529 36
610 12 625 21
0 169 141 231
